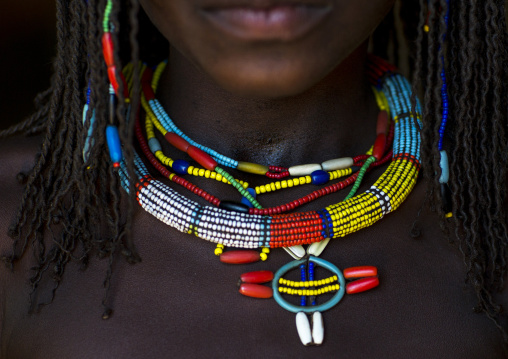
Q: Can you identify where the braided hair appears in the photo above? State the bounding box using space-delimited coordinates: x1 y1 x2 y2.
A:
1 0 507 336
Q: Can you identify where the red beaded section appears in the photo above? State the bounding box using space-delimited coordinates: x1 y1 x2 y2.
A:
267 212 324 247
239 283 273 299
269 166 289 172
220 250 260 264
134 118 220 206
240 270 274 284
343 266 378 279
265 171 290 179
346 277 380 294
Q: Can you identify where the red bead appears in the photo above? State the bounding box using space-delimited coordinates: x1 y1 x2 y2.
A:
240 270 274 284
372 134 386 160
343 266 378 279
187 145 218 171
346 277 379 294
376 111 389 135
220 250 260 264
102 33 115 67
165 132 190 152
239 283 273 299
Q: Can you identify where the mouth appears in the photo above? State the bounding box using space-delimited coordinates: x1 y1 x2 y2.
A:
200 2 332 41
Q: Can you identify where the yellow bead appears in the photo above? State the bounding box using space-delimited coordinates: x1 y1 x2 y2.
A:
262 247 270 253
281 181 288 189
260 253 268 261
214 248 222 256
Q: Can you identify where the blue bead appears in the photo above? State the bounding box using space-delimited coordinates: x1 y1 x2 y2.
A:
106 125 122 164
172 159 190 175
241 188 257 208
311 170 329 186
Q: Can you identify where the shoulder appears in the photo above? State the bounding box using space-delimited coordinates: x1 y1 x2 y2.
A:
0 134 41 240
0 135 41 298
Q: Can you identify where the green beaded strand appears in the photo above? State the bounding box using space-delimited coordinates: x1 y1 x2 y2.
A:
215 167 263 209
343 156 376 201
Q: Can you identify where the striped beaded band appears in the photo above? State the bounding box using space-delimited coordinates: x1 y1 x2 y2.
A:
119 56 422 249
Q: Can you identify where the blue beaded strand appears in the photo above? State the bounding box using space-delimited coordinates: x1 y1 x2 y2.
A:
300 264 307 307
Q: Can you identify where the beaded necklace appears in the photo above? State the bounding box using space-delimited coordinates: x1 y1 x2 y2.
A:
113 57 421 345
118 58 421 250
90 0 424 346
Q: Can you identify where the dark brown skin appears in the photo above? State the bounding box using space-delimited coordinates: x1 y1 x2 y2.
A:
1 0 507 357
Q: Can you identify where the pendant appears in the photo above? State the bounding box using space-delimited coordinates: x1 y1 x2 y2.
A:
271 256 379 346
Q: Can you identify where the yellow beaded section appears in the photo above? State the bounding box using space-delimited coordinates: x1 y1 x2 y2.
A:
278 275 338 288
254 168 352 195
278 284 340 296
325 158 418 238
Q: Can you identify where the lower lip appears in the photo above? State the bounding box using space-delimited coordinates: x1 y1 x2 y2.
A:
201 4 331 41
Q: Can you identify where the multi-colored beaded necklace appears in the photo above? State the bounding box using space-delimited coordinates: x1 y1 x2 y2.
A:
118 58 421 251
112 57 421 345
94 0 422 345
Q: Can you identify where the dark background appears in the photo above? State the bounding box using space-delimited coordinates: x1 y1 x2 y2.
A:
0 1 56 130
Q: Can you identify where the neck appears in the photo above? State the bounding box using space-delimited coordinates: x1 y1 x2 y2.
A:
155 43 378 166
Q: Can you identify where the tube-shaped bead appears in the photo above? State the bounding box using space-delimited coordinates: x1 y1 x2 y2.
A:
239 283 273 299
187 145 218 171
346 277 379 294
372 134 386 160
237 161 269 175
165 132 190 152
439 150 449 183
219 201 250 213
288 164 322 177
101 33 115 67
220 250 260 264
376 110 389 135
240 270 274 284
321 157 353 171
106 125 122 165
343 266 378 279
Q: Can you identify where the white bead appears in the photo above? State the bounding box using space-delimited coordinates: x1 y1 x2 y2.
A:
288 164 322 176
311 312 324 345
283 245 306 259
307 239 330 257
295 312 312 346
321 157 354 171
